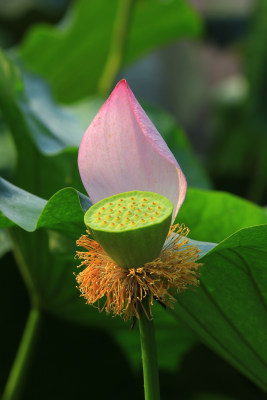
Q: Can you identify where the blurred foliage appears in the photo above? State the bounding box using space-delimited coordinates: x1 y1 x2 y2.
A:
0 0 71 48
208 0 267 206
0 50 83 198
18 0 202 102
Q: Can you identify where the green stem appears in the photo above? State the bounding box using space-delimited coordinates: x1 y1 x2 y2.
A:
98 0 135 96
138 299 161 400
2 308 42 400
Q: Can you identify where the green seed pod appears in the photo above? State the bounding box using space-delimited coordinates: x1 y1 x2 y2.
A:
84 191 173 269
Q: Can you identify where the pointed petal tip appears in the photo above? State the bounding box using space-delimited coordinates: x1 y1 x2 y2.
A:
114 79 129 93
117 78 128 86
103 79 129 106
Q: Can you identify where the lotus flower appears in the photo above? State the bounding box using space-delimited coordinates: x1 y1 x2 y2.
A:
76 80 201 320
78 79 187 220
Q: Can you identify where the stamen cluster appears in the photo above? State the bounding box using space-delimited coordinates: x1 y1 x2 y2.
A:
76 224 202 320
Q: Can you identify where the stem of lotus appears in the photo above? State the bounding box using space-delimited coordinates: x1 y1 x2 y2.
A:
2 308 42 400
138 297 161 400
98 0 135 96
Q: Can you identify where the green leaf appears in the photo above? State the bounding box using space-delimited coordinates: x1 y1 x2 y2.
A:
124 0 202 64
178 187 267 243
0 50 86 198
18 0 202 102
172 224 267 392
0 177 88 236
0 50 85 155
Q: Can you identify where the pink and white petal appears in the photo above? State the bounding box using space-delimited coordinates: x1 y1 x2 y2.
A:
78 80 187 220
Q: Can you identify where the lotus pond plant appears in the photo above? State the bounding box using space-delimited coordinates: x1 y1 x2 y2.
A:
76 80 202 400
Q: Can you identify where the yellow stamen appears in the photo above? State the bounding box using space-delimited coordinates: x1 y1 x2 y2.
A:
75 224 202 320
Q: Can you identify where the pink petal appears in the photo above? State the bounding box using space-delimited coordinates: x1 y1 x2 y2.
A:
78 79 187 220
